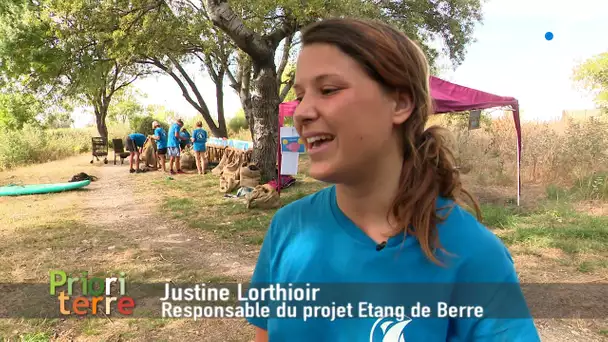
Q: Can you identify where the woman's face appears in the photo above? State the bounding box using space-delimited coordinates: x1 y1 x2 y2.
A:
293 43 409 183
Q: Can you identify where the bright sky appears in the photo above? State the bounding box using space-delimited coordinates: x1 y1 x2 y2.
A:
72 0 607 127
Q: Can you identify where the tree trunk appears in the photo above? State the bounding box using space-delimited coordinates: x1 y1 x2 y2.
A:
94 108 109 142
250 64 280 182
239 91 254 141
214 70 228 137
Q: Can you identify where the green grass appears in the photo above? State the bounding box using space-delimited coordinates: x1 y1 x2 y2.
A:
17 332 51 342
546 171 608 201
153 168 608 266
479 201 608 271
149 163 608 273
150 167 327 247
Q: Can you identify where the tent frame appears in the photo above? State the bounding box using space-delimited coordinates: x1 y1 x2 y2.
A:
277 76 522 206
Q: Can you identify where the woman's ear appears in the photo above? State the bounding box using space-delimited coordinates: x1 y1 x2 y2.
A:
392 92 414 125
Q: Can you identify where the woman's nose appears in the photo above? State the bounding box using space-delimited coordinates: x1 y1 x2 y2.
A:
293 99 318 125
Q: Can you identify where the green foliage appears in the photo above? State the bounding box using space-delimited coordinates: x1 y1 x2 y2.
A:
130 116 169 136
0 0 151 139
573 52 608 112
144 104 179 123
0 90 44 130
228 109 249 133
0 125 87 170
108 90 144 124
40 111 74 129
0 122 131 170
548 172 608 201
572 172 608 200
280 63 297 102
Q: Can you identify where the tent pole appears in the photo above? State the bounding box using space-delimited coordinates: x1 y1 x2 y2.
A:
512 105 522 206
277 116 283 195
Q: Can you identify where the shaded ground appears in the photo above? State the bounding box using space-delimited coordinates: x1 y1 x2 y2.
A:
0 155 256 341
0 154 606 341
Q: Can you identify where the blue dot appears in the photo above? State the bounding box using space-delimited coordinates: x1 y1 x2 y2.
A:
545 32 554 41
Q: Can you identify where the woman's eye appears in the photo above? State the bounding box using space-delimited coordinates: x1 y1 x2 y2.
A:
321 88 338 95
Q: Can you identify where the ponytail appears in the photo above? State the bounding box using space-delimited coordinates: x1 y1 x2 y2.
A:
391 125 482 266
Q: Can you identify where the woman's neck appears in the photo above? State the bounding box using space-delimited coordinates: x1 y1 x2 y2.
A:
335 149 404 242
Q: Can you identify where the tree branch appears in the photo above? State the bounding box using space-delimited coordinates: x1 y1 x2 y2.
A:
276 33 293 89
168 55 213 118
203 54 218 82
226 66 239 90
149 58 206 115
203 0 272 63
108 61 120 97
112 74 140 96
279 70 295 102
265 16 298 50
123 0 165 33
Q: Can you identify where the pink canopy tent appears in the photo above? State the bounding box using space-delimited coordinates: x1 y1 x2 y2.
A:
278 76 522 205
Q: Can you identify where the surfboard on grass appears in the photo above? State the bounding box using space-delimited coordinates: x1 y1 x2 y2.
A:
0 180 91 197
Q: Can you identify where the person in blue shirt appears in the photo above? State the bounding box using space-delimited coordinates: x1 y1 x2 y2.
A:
179 128 192 151
166 119 187 175
246 18 540 342
124 132 146 173
149 121 168 172
190 121 208 175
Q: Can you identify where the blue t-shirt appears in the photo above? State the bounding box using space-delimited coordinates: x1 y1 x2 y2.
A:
128 133 146 148
167 123 181 148
245 186 540 342
192 128 207 151
180 131 191 147
154 127 167 149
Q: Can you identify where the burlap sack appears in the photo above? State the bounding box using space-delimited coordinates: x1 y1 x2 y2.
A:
141 138 157 167
246 184 281 209
207 145 224 164
224 153 241 178
219 175 240 193
239 162 261 188
212 148 232 176
180 148 197 170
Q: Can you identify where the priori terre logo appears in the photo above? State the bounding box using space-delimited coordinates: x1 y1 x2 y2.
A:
49 270 135 316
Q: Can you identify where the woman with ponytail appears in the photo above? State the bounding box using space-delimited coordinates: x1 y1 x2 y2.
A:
246 18 539 342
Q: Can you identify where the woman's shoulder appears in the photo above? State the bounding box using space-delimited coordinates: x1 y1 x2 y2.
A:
434 197 516 281
262 186 333 246
272 185 334 223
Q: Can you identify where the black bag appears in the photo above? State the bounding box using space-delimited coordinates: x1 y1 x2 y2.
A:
69 172 98 182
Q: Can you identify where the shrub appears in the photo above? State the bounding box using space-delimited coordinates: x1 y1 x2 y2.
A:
130 116 169 136
0 123 131 171
228 110 249 133
429 112 608 190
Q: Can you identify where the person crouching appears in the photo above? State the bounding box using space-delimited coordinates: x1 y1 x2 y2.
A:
125 132 146 173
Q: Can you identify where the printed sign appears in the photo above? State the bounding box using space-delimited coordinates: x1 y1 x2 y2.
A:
469 110 481 130
281 136 306 153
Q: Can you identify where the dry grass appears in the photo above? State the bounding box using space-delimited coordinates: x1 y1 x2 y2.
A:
428 113 608 192
1 110 607 341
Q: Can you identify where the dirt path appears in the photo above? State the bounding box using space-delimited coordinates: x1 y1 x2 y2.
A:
79 157 257 282
1 155 606 341
0 155 257 341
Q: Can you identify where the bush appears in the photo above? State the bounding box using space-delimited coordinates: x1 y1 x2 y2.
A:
228 110 249 133
571 172 608 200
0 123 131 171
130 116 169 136
429 112 608 189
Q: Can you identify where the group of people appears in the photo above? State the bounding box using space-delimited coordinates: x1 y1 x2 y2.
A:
124 118 208 175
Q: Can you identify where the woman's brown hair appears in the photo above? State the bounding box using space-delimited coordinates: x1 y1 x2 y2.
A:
300 18 482 265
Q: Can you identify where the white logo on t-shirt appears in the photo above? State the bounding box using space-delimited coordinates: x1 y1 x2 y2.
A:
369 316 412 342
